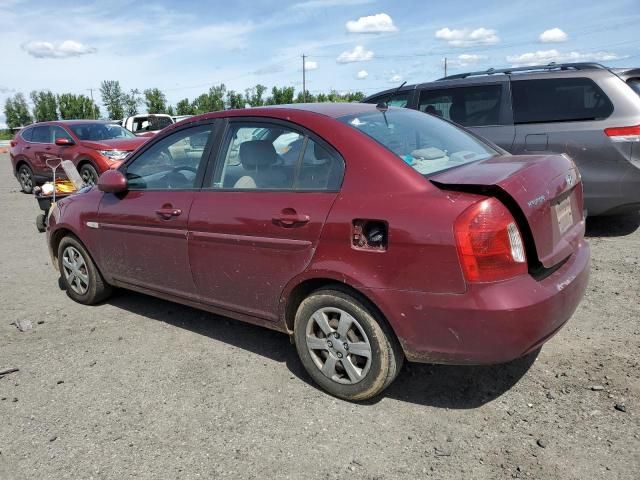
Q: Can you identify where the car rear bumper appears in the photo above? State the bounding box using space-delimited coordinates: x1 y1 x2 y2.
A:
364 239 590 365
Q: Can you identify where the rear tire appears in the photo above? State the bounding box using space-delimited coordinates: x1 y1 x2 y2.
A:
79 163 99 186
18 164 34 193
58 236 111 305
294 287 403 401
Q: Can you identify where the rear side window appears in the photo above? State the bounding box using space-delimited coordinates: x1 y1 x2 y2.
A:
31 126 52 143
627 78 640 96
364 91 411 108
418 84 503 126
20 127 34 142
512 78 613 124
210 123 343 191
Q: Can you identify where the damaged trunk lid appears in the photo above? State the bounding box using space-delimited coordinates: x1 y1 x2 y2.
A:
431 154 585 269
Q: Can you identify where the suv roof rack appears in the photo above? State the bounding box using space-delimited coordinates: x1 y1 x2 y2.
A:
438 62 608 80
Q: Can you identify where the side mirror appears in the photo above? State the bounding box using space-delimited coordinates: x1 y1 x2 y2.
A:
55 137 75 146
98 169 128 193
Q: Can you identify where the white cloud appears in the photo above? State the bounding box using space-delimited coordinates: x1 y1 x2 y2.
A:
507 49 621 66
449 54 487 67
304 60 318 70
389 74 403 83
346 13 397 33
539 28 568 43
22 40 96 58
435 27 500 47
356 69 368 79
336 45 374 63
291 0 372 10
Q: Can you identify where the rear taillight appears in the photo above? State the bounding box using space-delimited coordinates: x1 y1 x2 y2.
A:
454 197 527 282
604 125 640 142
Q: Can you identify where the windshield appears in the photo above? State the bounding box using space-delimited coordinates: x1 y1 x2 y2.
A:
69 123 135 141
338 107 498 175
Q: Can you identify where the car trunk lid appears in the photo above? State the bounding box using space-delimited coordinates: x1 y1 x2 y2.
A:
431 154 584 269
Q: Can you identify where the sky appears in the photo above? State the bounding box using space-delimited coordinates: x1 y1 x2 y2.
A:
1 0 639 126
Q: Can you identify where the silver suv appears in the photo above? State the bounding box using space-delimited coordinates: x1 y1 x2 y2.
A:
363 63 640 216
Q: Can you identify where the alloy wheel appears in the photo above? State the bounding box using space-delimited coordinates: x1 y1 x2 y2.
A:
305 307 372 384
19 167 33 191
61 246 89 295
81 167 98 186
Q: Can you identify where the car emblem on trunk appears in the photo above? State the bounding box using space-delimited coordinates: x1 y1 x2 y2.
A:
566 173 574 187
527 195 546 207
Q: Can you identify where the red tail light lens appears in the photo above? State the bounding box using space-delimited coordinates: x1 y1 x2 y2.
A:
604 125 640 142
454 198 527 282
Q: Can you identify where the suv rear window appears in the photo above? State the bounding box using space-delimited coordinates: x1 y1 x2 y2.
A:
20 127 34 142
418 84 503 126
339 107 498 176
512 77 613 124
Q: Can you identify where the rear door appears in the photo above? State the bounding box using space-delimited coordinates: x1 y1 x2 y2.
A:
97 122 216 299
30 125 57 176
188 119 344 321
416 80 516 151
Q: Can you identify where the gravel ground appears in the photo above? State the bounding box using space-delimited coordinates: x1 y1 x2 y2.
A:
0 153 638 479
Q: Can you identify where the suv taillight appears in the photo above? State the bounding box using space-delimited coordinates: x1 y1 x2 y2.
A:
604 125 640 142
454 197 527 282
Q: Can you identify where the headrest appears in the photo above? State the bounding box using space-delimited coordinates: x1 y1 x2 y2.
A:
239 140 278 169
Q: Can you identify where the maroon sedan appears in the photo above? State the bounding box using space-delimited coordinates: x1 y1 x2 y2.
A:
46 104 589 400
10 120 148 192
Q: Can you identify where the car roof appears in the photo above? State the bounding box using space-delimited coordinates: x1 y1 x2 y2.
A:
27 120 113 126
192 102 386 122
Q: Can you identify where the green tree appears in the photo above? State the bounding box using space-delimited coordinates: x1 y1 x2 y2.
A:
144 88 167 114
30 90 58 122
176 98 194 115
192 84 226 114
295 90 316 103
166 105 175 116
226 90 244 110
243 84 267 107
100 80 125 119
57 93 99 119
4 93 32 129
267 86 295 105
122 89 142 117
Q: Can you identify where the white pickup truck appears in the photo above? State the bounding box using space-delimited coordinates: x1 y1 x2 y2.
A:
121 114 174 137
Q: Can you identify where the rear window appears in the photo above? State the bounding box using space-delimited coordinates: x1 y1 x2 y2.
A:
20 127 34 142
627 78 640 96
364 91 412 108
418 84 503 126
338 107 498 176
512 77 613 124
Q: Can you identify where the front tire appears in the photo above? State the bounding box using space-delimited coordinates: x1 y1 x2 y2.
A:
58 236 112 304
18 164 34 193
79 163 99 186
294 288 403 401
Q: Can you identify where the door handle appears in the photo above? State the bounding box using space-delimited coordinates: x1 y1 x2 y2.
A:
273 213 310 227
155 208 182 219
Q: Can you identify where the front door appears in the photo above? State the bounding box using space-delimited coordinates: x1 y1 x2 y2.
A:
188 120 344 320
97 122 216 299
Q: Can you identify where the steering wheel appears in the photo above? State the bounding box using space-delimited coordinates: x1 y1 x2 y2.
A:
166 165 198 188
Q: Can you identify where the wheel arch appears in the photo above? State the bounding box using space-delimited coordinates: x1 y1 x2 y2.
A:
281 276 400 345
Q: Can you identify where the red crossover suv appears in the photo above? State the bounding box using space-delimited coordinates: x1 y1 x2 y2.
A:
46 104 590 400
10 120 149 192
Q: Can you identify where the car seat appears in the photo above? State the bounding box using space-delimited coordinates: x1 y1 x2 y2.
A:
233 140 288 189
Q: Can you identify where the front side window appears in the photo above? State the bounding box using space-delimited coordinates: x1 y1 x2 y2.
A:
69 123 134 141
53 126 73 141
211 123 343 191
125 124 213 190
418 84 503 126
31 125 52 143
512 77 613 124
339 107 498 176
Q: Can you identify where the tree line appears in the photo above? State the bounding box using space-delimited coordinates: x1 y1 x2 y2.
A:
3 80 366 129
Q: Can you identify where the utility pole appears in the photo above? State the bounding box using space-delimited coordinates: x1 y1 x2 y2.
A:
302 54 306 103
444 57 448 78
87 88 96 119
